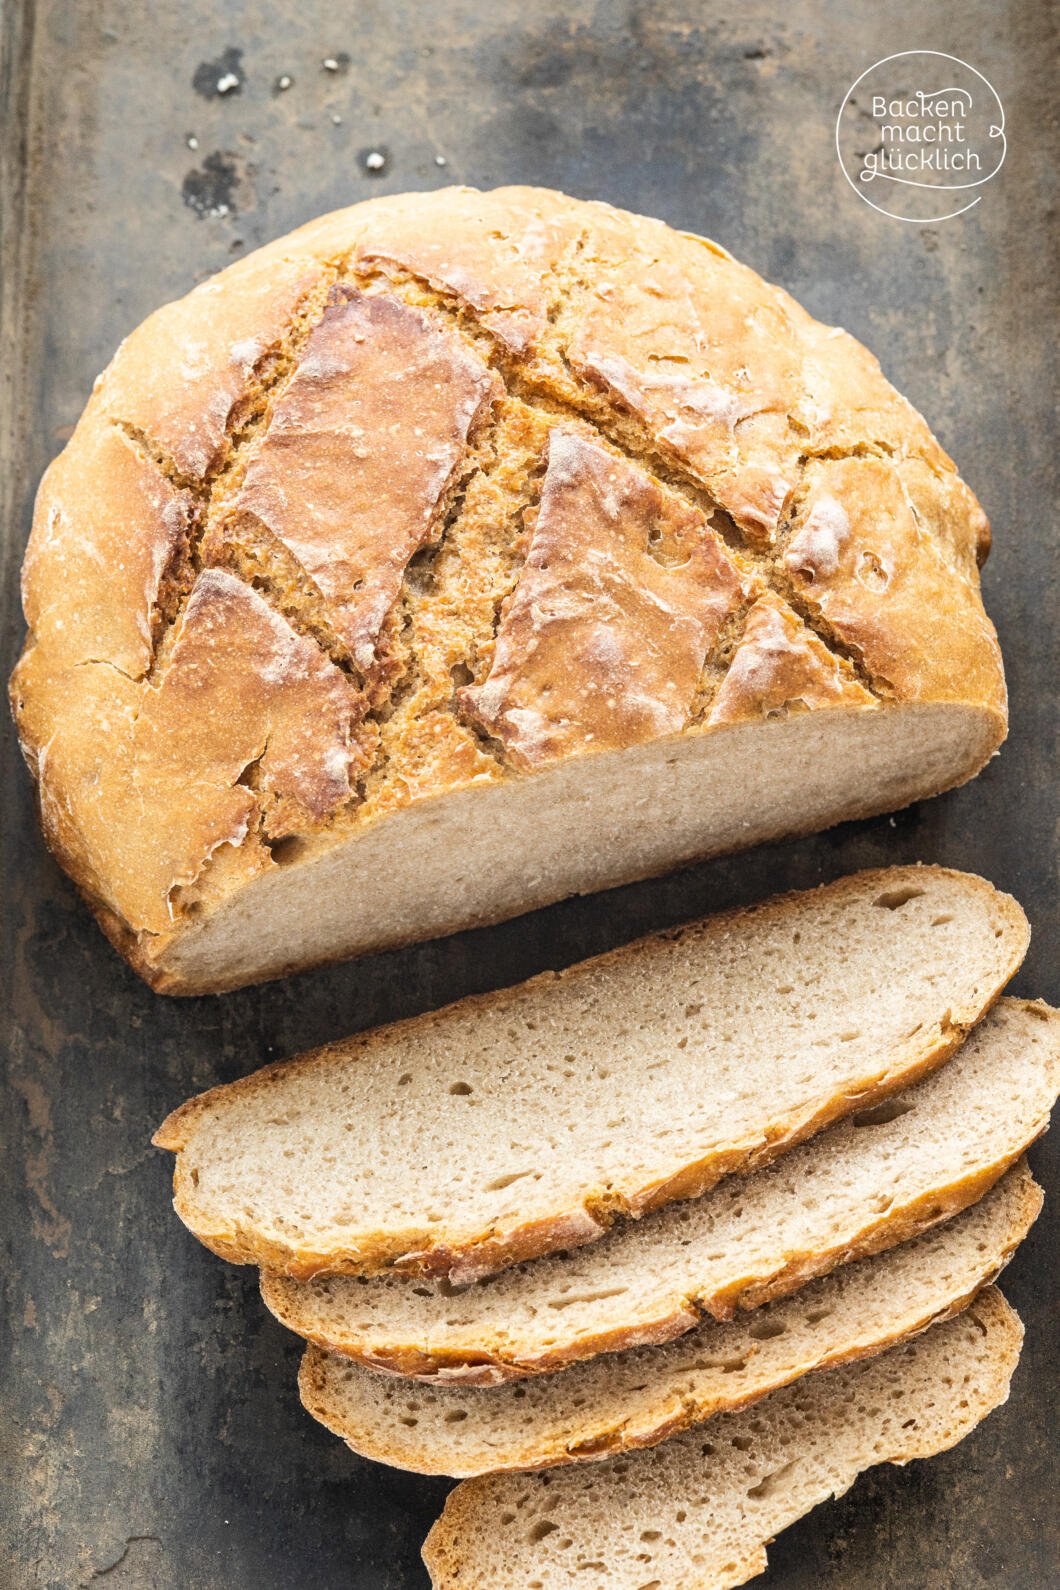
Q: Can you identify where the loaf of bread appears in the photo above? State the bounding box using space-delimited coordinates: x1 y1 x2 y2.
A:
421 1289 1022 1589
300 1163 1040 1476
260 998 1059 1380
153 868 1027 1283
10 186 1007 993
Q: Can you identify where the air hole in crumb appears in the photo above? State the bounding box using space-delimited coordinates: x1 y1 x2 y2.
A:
852 1097 915 1128
931 913 954 926
748 1316 787 1340
747 1460 798 1500
444 1409 468 1424
397 1073 413 1087
528 1520 558 1542
873 885 925 909
484 1169 537 1192
449 1081 474 1096
547 1286 627 1311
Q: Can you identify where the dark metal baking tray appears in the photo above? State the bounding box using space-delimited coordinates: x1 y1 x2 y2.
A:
2 2 1055 1585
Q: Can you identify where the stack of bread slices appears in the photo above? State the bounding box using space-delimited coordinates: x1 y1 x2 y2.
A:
155 866 1059 1589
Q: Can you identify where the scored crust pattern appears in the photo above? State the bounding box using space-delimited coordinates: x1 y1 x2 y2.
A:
10 187 1006 952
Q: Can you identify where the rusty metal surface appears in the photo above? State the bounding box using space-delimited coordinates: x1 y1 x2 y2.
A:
1 2 1056 1586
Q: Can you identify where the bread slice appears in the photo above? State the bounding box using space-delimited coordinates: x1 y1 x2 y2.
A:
422 1288 1022 1590
261 998 1058 1378
154 867 1027 1282
297 1162 1041 1476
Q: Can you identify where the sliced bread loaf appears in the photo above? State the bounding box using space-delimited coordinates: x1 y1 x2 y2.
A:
154 867 1027 1283
422 1288 1023 1590
262 998 1058 1378
298 1162 1039 1476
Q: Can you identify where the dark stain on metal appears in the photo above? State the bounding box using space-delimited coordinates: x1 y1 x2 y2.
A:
191 45 245 99
182 151 247 218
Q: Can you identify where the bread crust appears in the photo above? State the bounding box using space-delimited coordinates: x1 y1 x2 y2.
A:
11 187 1008 993
153 869 1032 1285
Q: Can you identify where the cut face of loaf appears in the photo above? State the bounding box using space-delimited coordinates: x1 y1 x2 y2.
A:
300 1162 1041 1477
154 867 1028 1282
10 186 1007 994
421 1289 1023 1590
262 998 1058 1379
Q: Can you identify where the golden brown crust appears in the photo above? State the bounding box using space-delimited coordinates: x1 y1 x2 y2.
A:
461 427 755 767
152 868 1031 1283
11 187 1008 989
213 286 501 676
780 455 1006 711
14 569 364 936
94 252 331 478
352 185 581 356
707 592 875 726
553 209 949 545
19 420 197 680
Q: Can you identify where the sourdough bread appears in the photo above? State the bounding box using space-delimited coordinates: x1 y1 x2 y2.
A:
300 1162 1040 1476
154 868 1028 1282
10 186 1007 993
421 1289 1023 1590
262 998 1058 1378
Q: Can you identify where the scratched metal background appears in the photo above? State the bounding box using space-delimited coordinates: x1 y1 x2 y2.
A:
1 2 1056 1586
